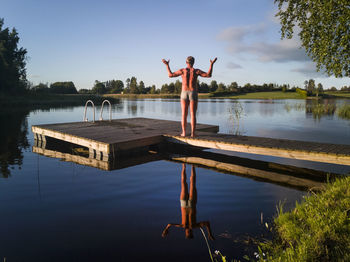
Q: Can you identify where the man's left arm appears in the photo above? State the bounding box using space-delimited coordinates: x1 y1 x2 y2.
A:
198 58 217 78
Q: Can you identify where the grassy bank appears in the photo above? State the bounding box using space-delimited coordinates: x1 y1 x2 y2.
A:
0 94 118 108
226 91 306 99
325 91 350 98
258 176 350 261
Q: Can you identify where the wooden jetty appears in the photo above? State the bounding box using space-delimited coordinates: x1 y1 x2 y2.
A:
32 118 218 161
32 138 337 191
165 132 350 166
32 117 350 166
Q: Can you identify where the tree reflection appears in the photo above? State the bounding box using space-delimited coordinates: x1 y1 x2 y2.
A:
162 164 214 240
0 109 29 177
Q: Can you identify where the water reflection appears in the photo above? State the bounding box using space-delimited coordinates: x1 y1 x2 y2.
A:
162 164 214 240
0 109 30 177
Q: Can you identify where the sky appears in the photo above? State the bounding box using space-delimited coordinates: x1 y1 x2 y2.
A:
2 0 348 90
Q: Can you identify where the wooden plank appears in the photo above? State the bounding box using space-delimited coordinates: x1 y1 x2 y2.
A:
164 134 350 166
32 126 110 153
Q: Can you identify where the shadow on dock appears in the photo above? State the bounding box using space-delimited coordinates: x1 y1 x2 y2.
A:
32 138 343 192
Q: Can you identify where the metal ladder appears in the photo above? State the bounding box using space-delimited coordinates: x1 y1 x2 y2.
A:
83 99 112 122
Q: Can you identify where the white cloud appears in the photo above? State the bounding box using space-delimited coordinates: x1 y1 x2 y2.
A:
227 62 242 69
217 24 309 63
291 62 327 78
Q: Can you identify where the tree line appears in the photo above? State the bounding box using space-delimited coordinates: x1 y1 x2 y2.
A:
77 77 350 96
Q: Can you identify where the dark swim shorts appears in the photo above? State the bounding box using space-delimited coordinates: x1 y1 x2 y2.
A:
180 90 198 101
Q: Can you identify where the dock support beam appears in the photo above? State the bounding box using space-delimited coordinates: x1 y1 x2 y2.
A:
89 148 110 161
34 133 47 149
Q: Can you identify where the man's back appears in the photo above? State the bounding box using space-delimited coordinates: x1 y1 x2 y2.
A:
181 67 201 91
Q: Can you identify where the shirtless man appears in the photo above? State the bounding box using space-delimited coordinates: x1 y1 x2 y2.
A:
162 56 217 137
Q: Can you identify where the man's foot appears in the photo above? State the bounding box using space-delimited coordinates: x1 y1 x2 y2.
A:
180 132 186 137
190 133 196 138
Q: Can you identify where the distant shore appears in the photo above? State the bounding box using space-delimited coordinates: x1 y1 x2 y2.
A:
0 93 119 108
2 91 349 109
105 91 350 100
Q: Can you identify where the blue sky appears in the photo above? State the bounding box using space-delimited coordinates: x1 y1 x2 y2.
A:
2 0 348 90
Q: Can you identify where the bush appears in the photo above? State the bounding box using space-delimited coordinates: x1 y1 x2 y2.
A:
259 176 350 261
296 88 307 98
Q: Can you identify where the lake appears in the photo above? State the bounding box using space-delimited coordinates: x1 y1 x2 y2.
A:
1 98 349 261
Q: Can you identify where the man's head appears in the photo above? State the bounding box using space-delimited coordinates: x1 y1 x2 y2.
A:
186 56 195 66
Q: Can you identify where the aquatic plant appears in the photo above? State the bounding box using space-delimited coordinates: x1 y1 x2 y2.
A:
337 103 350 120
228 102 244 135
284 101 337 120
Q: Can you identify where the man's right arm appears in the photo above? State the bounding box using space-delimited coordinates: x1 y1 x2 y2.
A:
162 59 182 77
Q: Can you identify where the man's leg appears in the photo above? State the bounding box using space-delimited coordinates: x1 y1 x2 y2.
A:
180 163 188 201
189 100 198 137
181 99 189 137
189 165 197 203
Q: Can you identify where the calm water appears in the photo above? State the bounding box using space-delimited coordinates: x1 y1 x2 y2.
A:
1 98 349 261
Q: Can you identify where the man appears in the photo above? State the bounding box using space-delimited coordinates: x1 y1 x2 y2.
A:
162 164 214 240
162 56 217 137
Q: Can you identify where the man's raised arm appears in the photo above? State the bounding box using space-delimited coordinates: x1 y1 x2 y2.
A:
162 59 182 78
198 57 217 78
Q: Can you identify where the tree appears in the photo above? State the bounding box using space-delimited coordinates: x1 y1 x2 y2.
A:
209 80 218 92
160 83 170 94
275 0 350 77
129 77 138 94
174 80 182 94
199 82 209 93
138 80 145 94
110 80 124 94
216 83 227 92
92 80 106 94
316 83 323 97
228 82 239 92
149 85 157 94
168 82 175 93
31 83 49 94
305 79 315 96
50 81 78 94
124 78 131 93
0 18 28 94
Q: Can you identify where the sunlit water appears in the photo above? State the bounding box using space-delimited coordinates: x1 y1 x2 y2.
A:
1 98 349 261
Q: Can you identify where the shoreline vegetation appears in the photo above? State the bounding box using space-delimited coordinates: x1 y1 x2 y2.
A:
254 176 350 262
0 93 119 108
105 90 350 100
1 90 349 108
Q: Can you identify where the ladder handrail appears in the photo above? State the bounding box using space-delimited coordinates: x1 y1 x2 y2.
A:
83 100 95 122
100 99 112 121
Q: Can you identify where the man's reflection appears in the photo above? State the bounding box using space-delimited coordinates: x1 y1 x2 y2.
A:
162 164 214 240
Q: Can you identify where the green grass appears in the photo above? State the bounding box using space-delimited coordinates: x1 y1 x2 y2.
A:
226 91 306 99
325 91 350 98
258 176 350 262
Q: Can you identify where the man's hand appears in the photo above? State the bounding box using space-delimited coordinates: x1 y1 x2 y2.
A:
210 57 217 64
162 59 170 65
162 228 169 238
